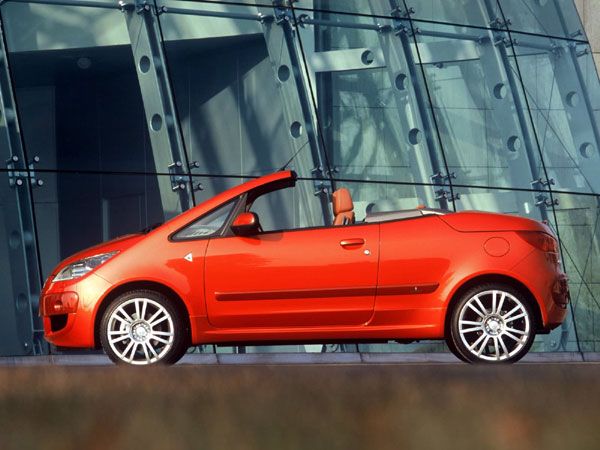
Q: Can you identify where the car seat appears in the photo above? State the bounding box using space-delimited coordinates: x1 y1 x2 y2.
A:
332 188 355 226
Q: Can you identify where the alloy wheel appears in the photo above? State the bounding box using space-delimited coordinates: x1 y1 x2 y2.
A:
106 297 175 365
457 289 532 362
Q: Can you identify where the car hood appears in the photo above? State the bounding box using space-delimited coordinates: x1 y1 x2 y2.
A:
440 211 552 234
50 233 146 276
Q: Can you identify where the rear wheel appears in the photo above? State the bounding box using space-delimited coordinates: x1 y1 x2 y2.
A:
100 290 189 366
445 333 468 363
448 283 536 364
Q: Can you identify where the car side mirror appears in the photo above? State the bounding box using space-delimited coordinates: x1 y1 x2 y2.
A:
231 212 261 236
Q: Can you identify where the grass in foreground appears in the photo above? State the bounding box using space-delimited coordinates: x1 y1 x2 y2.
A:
0 363 598 450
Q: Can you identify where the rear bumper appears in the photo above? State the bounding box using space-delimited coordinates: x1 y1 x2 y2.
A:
544 276 569 330
511 251 569 330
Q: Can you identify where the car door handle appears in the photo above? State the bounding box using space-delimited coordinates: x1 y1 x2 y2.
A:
340 238 365 248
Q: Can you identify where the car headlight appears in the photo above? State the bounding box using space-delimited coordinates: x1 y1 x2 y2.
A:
53 251 119 282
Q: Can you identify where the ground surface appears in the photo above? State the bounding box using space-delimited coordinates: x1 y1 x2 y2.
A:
0 362 598 450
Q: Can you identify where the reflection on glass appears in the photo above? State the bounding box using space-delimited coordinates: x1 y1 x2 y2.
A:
159 0 322 180
299 11 450 210
550 193 600 351
407 0 501 30
510 34 600 194
500 0 585 40
413 22 556 222
415 25 540 189
295 0 372 16
2 3 154 173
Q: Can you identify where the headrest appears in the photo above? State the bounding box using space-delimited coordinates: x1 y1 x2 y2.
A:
332 188 353 215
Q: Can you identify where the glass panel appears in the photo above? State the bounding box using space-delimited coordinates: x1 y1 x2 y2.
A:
406 0 502 30
0 170 41 355
413 22 552 218
31 172 182 279
0 0 595 358
295 0 500 27
194 0 291 7
501 0 585 40
191 175 246 204
552 193 600 351
2 2 155 174
158 0 323 180
510 34 600 194
297 11 450 210
294 0 374 16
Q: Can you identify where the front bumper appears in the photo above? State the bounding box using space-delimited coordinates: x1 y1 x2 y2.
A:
40 272 112 348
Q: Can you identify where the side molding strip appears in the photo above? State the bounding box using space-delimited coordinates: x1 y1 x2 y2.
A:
215 283 439 301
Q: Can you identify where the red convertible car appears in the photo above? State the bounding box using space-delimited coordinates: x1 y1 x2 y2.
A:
40 171 569 365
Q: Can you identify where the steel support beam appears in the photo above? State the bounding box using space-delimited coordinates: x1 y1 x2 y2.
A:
160 6 268 22
480 0 550 220
373 0 451 208
550 0 600 193
0 14 44 355
256 2 332 224
120 0 191 216
462 27 548 217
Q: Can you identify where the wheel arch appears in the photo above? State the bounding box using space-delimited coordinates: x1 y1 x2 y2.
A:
443 273 545 340
93 280 192 349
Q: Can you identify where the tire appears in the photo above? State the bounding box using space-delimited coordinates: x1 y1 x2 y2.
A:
448 283 537 364
444 333 468 363
100 290 189 366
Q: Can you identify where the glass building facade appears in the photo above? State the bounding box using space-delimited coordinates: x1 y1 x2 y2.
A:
0 0 598 356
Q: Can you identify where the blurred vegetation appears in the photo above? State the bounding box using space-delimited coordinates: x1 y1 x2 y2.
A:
0 363 598 450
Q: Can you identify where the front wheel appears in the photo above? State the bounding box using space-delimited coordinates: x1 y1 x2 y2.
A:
100 290 189 366
448 284 537 364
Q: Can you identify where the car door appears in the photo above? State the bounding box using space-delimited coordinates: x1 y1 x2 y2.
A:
204 223 379 328
370 216 452 329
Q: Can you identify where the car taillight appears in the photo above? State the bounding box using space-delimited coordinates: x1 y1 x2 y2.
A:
517 231 558 253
